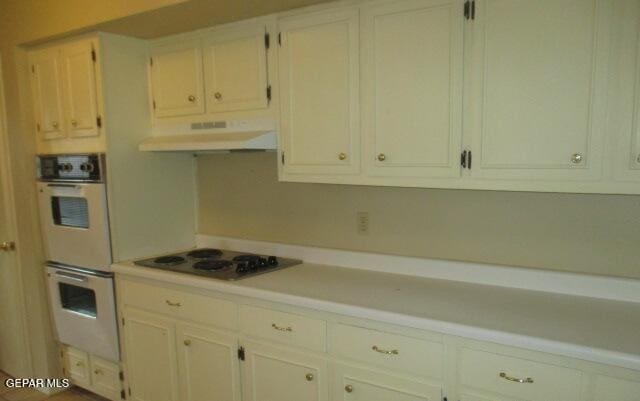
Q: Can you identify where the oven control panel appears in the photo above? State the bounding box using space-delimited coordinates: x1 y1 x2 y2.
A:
37 154 104 182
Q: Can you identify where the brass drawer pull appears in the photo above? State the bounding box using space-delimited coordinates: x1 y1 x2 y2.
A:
372 345 398 355
272 323 293 332
165 300 181 307
500 372 534 384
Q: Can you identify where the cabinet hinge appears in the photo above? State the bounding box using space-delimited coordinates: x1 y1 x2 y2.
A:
468 150 472 169
91 49 96 62
128 388 131 396
460 150 472 169
119 371 125 381
266 85 272 102
464 0 475 20
238 346 245 361
36 123 40 132
265 32 270 49
60 349 64 358
281 152 285 165
152 100 157 109
121 317 125 326
120 389 126 400
31 65 35 73
62 367 66 375
150 57 153 66
278 32 282 46
96 116 102 128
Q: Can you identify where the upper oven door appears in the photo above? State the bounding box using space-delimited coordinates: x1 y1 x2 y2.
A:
37 181 112 271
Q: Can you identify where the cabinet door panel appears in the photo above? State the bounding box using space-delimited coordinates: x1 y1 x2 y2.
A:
242 341 328 401
204 25 268 113
594 376 640 401
279 8 360 175
90 356 121 400
30 48 65 140
123 308 178 401
62 40 99 138
150 39 205 117
332 363 441 401
177 324 240 401
364 0 463 178
467 0 611 180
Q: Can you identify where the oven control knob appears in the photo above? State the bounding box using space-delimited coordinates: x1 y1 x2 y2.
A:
236 262 248 274
248 260 258 271
268 256 278 266
258 258 268 268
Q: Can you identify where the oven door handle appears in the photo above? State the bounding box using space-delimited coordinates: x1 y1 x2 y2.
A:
55 271 89 282
47 183 81 189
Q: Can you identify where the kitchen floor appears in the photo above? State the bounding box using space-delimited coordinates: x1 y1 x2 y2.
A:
0 372 107 401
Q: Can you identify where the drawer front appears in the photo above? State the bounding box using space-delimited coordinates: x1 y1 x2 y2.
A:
330 324 443 379
459 348 582 401
240 305 327 352
90 356 121 400
119 279 237 330
64 346 90 387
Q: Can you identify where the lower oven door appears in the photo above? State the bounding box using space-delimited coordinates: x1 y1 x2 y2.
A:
47 263 120 361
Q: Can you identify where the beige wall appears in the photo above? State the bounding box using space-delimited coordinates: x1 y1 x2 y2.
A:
197 152 640 279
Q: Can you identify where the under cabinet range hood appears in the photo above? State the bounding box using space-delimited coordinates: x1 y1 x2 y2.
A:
139 118 277 152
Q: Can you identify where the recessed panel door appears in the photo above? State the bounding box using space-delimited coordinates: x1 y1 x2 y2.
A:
30 48 66 140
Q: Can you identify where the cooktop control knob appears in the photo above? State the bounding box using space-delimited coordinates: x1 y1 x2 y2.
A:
248 260 258 271
236 262 248 274
258 257 268 268
268 256 278 266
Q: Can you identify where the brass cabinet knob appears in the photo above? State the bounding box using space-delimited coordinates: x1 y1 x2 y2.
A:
0 241 15 252
214 92 222 100
71 119 78 127
188 95 196 102
94 369 102 375
345 385 353 393
570 153 583 164
52 121 59 129
636 153 640 164
305 373 314 381
184 339 191 346
75 361 84 367
338 153 347 160
377 153 386 162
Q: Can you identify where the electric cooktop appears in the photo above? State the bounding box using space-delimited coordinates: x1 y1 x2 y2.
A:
134 248 302 281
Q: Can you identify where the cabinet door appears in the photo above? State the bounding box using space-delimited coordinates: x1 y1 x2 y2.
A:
122 308 178 401
203 24 269 113
30 48 65 140
466 0 612 180
150 39 205 117
279 7 360 175
176 323 241 401
242 341 328 401
593 376 640 401
90 356 121 400
363 0 463 178
61 39 100 138
62 346 91 388
332 363 441 401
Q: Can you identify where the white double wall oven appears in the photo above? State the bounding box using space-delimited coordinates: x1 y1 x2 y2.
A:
37 154 119 361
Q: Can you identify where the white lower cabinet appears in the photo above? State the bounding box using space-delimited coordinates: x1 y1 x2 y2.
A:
177 323 241 401
241 341 328 401
61 345 121 400
123 308 179 401
332 363 441 401
117 276 640 401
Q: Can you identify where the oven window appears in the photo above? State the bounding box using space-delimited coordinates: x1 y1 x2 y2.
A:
58 282 97 317
51 197 89 228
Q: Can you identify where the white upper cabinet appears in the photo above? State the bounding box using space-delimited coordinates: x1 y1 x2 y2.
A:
30 48 66 141
149 39 205 117
362 0 464 178
203 22 269 113
61 40 100 138
465 0 612 181
279 7 360 176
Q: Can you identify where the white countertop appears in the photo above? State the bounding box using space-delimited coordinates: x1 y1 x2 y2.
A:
113 260 640 371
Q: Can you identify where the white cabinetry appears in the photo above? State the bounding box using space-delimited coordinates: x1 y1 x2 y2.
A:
465 0 611 181
278 7 360 176
241 341 328 401
149 39 205 117
61 345 121 400
30 38 102 147
362 0 463 179
203 22 269 113
332 363 441 401
593 375 640 401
